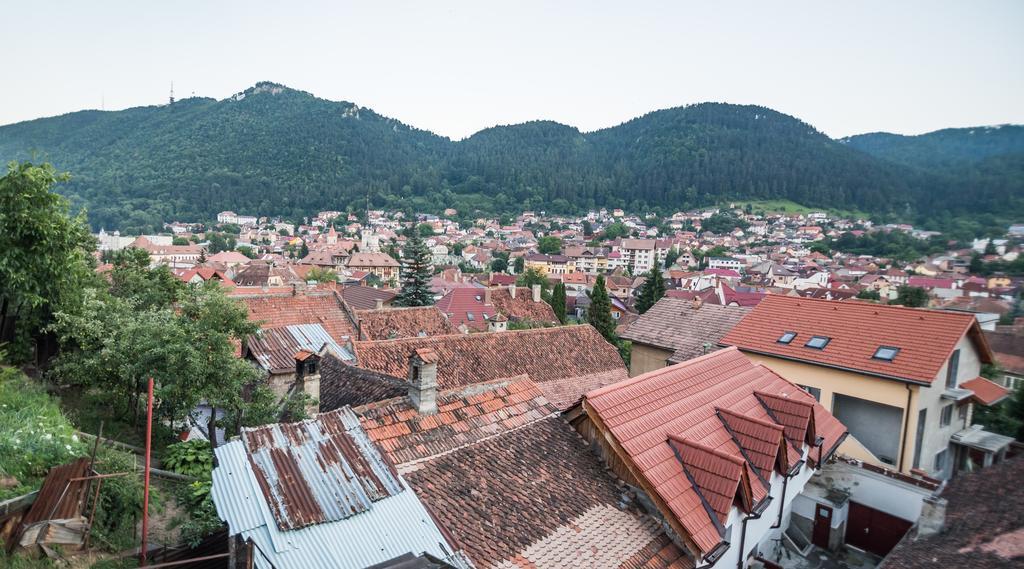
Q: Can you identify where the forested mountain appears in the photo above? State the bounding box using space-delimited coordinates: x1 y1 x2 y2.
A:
0 82 1021 234
843 126 1024 169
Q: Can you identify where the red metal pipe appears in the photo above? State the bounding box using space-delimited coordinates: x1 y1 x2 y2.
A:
141 377 154 566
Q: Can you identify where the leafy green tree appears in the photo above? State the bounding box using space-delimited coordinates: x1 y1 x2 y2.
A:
582 220 593 236
417 223 435 237
0 162 96 361
891 286 929 308
537 236 562 254
490 257 509 273
635 267 667 314
516 267 549 293
702 213 749 234
972 364 1024 439
550 282 567 324
304 267 337 283
587 275 616 342
172 236 190 246
299 240 310 259
603 222 628 240
663 248 681 269
513 256 525 274
394 233 435 306
109 248 183 310
856 289 881 301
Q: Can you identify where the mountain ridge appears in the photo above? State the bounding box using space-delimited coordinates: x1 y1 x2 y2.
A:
1 81 1021 235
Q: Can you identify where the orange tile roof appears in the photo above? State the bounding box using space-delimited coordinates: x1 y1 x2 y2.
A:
354 306 456 340
960 376 1011 406
241 291 356 343
720 295 993 384
584 347 846 556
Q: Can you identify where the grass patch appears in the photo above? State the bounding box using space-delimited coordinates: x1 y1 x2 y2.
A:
0 366 88 500
59 386 178 459
723 199 868 219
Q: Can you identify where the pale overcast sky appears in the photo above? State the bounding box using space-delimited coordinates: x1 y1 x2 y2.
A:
2 0 1022 139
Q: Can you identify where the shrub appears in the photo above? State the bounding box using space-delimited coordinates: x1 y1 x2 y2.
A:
163 440 213 478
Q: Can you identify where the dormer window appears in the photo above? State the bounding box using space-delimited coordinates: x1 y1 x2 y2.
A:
805 336 830 350
777 331 797 344
873 346 899 361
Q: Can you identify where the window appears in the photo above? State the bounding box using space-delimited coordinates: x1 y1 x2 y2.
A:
777 331 797 344
873 346 900 361
466 312 475 321
934 448 948 472
798 384 821 402
940 404 953 427
612 311 621 320
805 336 830 350
913 409 926 469
946 349 960 388
958 405 968 421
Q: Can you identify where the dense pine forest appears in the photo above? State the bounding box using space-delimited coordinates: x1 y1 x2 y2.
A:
0 82 1021 235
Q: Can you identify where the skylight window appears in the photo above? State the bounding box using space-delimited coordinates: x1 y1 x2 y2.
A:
466 312 475 321
777 331 797 344
805 336 830 350
873 346 899 361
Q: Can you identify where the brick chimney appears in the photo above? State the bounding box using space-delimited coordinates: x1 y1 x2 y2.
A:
692 296 703 310
915 496 947 538
408 348 439 415
374 298 384 310
532 284 541 302
509 284 516 299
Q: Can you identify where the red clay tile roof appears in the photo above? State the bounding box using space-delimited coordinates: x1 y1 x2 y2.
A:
241 291 357 343
961 376 1012 406
881 457 1024 568
585 347 846 556
720 295 993 384
355 306 457 340
434 288 496 331
403 416 690 568
353 325 628 410
668 436 751 526
984 329 1024 375
621 298 750 363
490 287 558 325
357 377 555 467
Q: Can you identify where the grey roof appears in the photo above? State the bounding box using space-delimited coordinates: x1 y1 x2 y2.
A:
951 425 1015 453
247 323 354 373
619 297 750 363
212 407 463 569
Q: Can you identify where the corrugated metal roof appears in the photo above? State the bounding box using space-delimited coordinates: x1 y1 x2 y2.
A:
241 407 401 531
212 407 463 569
248 323 354 373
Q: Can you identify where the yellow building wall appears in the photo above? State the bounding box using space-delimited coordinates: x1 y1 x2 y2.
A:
744 353 921 474
629 343 673 377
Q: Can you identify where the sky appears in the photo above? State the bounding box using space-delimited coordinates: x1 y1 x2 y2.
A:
2 1 1022 140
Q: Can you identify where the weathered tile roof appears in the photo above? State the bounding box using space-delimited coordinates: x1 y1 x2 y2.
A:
356 306 457 340
242 291 357 343
489 287 559 325
584 347 847 556
239 407 403 530
434 288 497 331
357 377 555 468
880 457 1024 568
245 323 354 373
319 354 409 411
353 325 628 410
347 252 400 268
340 285 397 310
960 376 1011 406
404 415 691 568
620 298 749 363
720 295 993 384
984 329 1024 374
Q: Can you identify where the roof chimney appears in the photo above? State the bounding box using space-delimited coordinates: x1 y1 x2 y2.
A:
408 348 439 415
532 284 541 303
915 496 947 539
509 284 516 299
374 298 384 310
692 296 703 310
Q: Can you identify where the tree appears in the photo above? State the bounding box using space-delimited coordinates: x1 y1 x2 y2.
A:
550 282 567 324
582 220 593 237
603 222 628 240
984 240 998 255
109 248 184 310
304 267 337 283
0 162 96 361
856 289 881 301
516 267 549 293
972 364 1024 439
537 236 562 254
299 240 310 259
490 257 509 273
663 248 681 269
394 232 434 306
172 236 190 246
587 275 617 342
891 286 929 308
635 267 667 314
417 223 435 237
513 256 525 274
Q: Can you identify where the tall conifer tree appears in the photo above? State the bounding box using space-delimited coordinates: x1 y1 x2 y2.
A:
587 275 616 341
394 233 434 306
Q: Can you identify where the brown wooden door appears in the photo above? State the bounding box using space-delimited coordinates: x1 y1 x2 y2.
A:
845 501 913 557
812 503 832 549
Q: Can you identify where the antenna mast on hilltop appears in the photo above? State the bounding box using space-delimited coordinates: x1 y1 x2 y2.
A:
169 81 175 105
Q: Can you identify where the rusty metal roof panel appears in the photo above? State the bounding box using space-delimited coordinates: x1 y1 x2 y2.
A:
239 407 402 531
21 457 91 526
248 323 354 373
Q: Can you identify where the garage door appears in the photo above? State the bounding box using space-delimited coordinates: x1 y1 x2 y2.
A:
845 501 913 557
